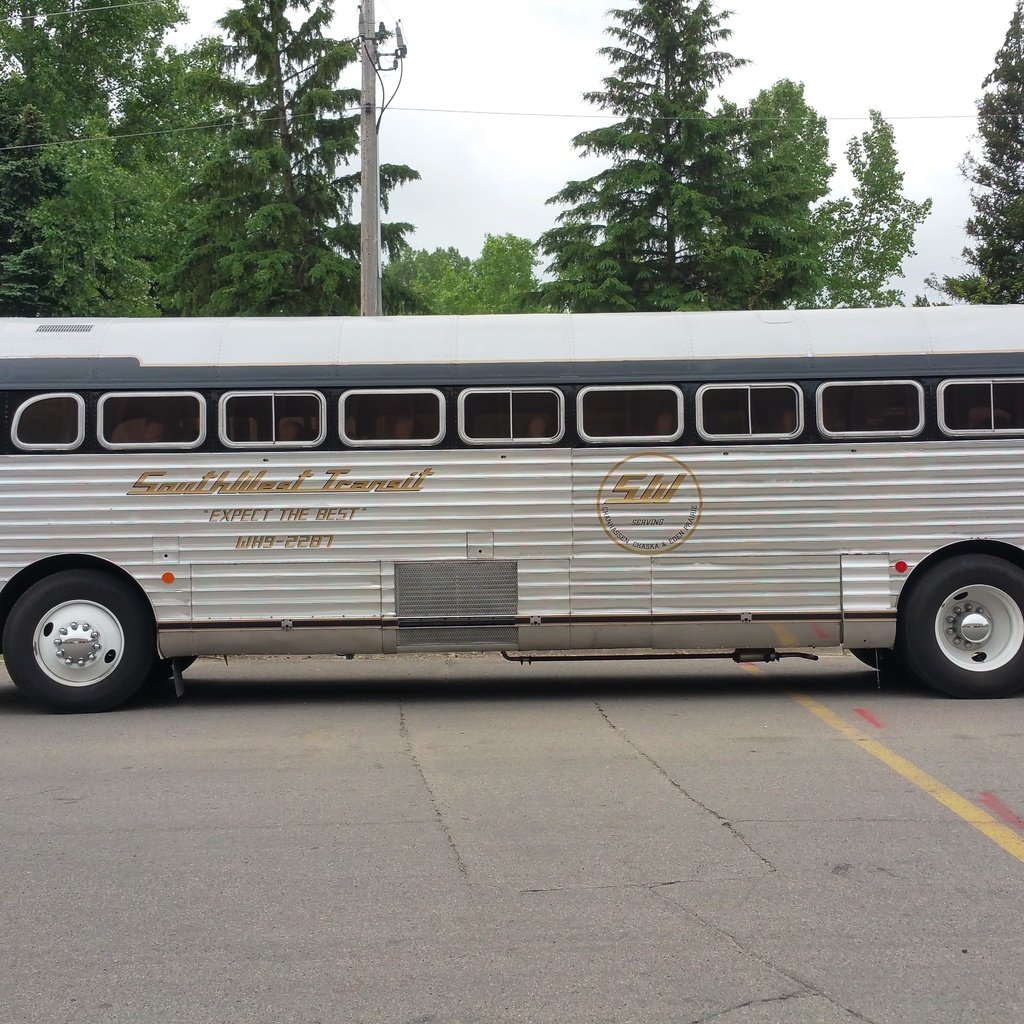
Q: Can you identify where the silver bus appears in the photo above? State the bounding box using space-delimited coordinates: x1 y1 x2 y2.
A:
2 306 1024 712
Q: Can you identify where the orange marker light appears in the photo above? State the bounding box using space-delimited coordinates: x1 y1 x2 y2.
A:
161 572 175 584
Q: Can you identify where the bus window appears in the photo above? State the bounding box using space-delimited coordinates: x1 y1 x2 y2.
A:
100 392 204 448
340 390 444 446
460 389 562 444
221 391 324 447
939 379 1024 434
12 393 84 450
698 384 801 439
578 386 682 442
817 381 923 438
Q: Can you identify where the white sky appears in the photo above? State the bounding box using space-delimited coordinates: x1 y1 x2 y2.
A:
175 0 1018 302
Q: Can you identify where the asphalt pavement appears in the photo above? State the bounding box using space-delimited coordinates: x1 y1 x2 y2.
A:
1 650 1022 1024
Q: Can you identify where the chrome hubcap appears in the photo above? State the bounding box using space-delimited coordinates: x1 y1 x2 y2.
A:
33 600 124 687
935 585 1023 672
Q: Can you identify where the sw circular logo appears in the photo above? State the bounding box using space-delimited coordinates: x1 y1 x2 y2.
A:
596 452 703 554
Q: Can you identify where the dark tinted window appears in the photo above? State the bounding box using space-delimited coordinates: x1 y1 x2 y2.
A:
342 391 443 443
101 393 203 446
819 382 922 435
462 389 561 442
941 380 1024 432
580 387 680 439
700 385 800 437
223 392 323 445
14 394 82 448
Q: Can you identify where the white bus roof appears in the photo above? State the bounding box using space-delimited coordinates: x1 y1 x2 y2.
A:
2 307 1022 370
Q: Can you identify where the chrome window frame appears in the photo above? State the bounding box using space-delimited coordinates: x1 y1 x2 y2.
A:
937 378 1024 436
457 387 565 446
577 385 684 443
99 391 206 450
816 379 925 439
12 392 85 451
339 388 446 447
696 382 803 441
219 390 327 449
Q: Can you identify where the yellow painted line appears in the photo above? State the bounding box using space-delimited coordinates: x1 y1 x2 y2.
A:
790 692 1024 866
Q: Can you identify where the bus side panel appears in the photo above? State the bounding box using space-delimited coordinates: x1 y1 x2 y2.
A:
571 449 654 649
650 447 843 648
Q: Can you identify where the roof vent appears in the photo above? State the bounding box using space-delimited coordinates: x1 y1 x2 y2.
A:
35 323 94 333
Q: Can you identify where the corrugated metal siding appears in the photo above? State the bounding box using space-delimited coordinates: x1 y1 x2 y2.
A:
1 442 1022 635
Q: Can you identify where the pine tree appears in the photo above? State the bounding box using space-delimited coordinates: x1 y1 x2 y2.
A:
0 93 65 315
171 0 417 316
935 2 1024 303
539 0 748 312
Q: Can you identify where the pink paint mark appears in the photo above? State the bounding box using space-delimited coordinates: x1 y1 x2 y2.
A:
811 623 830 639
853 707 884 729
979 792 1024 831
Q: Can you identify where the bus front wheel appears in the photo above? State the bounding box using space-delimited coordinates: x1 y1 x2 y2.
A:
897 555 1024 699
3 570 155 713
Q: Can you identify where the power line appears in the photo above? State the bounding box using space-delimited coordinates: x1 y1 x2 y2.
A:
0 104 997 155
5 0 173 23
383 105 984 123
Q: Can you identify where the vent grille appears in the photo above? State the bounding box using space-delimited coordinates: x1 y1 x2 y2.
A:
396 625 518 651
35 323 94 333
395 560 518 618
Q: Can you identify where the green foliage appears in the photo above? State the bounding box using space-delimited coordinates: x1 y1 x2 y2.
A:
28 121 176 315
387 235 541 314
170 0 417 316
707 80 832 309
0 92 64 315
0 1 222 316
809 111 932 308
539 2 840 312
0 0 187 136
934 2 1024 304
539 0 747 312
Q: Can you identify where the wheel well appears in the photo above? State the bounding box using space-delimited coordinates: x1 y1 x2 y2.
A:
900 540 1024 609
0 556 155 655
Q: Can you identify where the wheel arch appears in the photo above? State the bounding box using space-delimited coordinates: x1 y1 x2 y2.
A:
900 540 1024 611
0 555 155 655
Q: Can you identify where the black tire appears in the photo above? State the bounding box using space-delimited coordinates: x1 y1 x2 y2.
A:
896 555 1024 699
849 648 904 673
3 570 156 712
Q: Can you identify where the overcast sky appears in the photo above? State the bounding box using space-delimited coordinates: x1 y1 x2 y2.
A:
175 0 1018 302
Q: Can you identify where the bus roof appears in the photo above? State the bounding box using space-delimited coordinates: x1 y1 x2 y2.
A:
0 307 1021 368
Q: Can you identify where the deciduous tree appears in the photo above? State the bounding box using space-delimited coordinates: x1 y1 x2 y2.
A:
387 235 541 314
810 111 931 308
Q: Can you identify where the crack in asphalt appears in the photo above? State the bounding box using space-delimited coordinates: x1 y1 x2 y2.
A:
594 701 776 874
688 989 813 1024
398 702 469 882
650 886 880 1024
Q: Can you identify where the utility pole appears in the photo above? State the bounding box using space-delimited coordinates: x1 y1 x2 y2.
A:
359 7 407 316
359 1 381 316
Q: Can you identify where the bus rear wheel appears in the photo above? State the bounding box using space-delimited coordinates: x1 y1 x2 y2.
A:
897 555 1024 698
3 570 155 713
